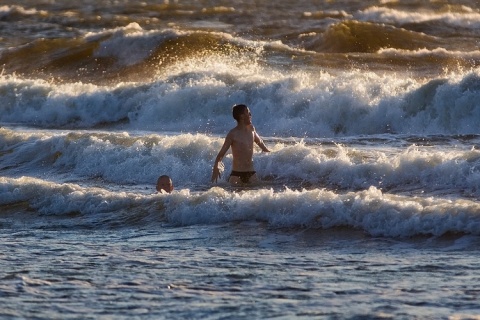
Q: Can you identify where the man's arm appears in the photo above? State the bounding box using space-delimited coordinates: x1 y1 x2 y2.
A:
211 133 233 183
254 130 270 152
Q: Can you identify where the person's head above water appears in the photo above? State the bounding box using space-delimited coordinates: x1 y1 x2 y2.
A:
156 175 174 193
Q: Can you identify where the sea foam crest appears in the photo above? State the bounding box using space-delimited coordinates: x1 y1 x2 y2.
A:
3 128 480 196
0 5 46 19
378 48 480 58
86 23 174 66
167 184 480 238
356 6 480 29
2 176 480 237
2 66 480 137
84 23 270 68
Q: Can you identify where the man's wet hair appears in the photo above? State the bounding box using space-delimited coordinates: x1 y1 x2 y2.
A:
232 104 248 122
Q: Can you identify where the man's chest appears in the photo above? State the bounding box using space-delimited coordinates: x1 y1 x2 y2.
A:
231 131 254 147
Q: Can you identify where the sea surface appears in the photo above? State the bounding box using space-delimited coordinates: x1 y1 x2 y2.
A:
1 0 480 319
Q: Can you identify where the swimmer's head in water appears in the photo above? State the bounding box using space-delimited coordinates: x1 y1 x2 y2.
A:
156 175 174 193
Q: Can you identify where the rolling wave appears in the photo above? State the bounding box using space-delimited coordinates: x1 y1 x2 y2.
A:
2 128 480 197
0 24 260 83
1 176 480 237
307 20 441 53
1 66 480 137
1 14 477 83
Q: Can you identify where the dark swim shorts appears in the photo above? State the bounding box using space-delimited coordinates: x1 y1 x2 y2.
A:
230 171 256 183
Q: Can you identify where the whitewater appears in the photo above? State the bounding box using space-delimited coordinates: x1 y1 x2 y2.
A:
1 0 480 319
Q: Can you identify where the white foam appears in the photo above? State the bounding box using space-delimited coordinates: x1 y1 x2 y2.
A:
356 6 480 30
378 48 480 59
2 63 480 137
2 127 480 197
0 5 46 18
87 23 179 66
2 177 480 237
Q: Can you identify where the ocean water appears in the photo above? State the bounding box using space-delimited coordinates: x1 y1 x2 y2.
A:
1 0 480 318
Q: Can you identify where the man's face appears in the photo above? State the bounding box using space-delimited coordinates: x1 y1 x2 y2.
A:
243 108 252 125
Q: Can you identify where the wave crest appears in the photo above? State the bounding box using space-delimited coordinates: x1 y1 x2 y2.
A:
308 20 439 53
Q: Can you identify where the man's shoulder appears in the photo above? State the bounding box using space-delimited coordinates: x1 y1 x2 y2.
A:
226 127 237 136
228 126 241 135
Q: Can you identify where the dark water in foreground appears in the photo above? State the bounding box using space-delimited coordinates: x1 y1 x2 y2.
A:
2 226 480 319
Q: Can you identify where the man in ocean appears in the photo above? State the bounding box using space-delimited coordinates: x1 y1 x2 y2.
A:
156 175 174 193
211 104 270 185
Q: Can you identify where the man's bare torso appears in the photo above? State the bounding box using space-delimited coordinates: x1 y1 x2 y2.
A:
228 125 255 172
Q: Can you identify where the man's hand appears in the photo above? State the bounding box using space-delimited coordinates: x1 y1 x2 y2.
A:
211 162 224 183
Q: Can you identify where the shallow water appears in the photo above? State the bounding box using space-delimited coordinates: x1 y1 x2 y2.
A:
2 225 480 319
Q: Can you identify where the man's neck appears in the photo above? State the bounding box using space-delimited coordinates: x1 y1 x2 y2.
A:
236 121 251 130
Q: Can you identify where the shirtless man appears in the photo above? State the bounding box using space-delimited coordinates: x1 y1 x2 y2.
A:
211 104 270 185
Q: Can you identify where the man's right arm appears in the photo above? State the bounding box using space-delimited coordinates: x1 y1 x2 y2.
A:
211 133 232 183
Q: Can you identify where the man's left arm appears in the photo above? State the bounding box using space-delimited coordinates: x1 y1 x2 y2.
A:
254 130 270 152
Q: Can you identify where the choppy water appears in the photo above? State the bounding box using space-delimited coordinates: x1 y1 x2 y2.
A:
1 0 480 318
